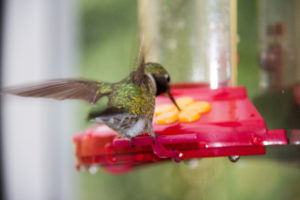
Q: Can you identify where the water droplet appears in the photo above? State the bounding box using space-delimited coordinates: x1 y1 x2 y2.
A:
136 153 144 161
88 165 98 174
251 136 260 145
184 159 199 169
105 143 113 152
108 155 116 164
76 164 83 171
228 155 240 163
173 151 184 163
93 156 101 163
178 152 183 158
199 143 209 148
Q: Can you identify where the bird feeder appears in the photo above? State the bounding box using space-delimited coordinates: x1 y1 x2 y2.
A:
73 0 300 174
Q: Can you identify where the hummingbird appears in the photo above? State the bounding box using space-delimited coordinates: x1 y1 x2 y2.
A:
3 59 180 142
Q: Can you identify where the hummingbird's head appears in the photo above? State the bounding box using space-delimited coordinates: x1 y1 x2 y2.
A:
145 62 181 111
145 62 170 96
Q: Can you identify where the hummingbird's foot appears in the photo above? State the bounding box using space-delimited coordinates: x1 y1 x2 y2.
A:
130 138 135 147
152 133 161 144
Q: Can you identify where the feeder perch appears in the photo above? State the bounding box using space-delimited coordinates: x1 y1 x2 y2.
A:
73 84 292 174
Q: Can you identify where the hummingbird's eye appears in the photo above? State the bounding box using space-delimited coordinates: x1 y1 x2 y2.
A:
165 74 170 82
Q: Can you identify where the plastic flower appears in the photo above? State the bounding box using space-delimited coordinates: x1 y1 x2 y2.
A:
155 97 211 125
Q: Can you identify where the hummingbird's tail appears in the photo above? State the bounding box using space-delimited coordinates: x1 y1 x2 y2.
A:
2 79 113 104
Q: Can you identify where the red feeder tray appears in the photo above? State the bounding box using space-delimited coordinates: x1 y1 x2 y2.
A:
73 84 288 174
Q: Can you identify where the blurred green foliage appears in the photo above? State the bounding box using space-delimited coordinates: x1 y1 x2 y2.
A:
80 0 137 83
76 0 300 200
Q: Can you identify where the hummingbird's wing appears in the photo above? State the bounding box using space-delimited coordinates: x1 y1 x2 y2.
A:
2 79 111 104
132 55 145 85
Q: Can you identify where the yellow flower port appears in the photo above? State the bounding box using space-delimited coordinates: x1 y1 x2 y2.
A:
155 97 211 124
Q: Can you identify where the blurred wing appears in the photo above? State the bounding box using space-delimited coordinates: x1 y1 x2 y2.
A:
132 35 146 85
132 52 146 85
2 79 108 104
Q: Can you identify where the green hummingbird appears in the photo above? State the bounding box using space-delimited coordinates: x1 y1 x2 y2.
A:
3 59 180 142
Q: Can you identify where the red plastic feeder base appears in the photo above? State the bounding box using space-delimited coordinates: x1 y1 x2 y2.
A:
73 84 288 174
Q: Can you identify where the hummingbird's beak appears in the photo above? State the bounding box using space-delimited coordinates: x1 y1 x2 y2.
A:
166 89 181 111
